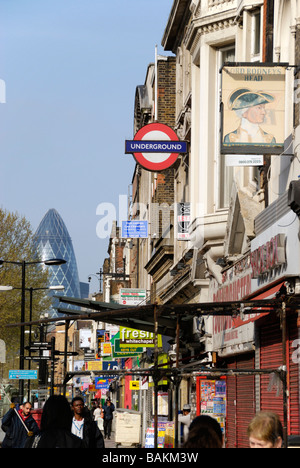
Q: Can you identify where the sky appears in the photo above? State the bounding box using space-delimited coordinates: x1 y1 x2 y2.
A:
0 0 174 294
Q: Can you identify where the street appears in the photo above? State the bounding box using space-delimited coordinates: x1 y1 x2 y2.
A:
104 432 117 449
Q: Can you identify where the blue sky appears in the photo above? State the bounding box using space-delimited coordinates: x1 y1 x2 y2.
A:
0 0 174 294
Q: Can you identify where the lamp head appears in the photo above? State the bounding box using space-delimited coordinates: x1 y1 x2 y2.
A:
44 258 66 266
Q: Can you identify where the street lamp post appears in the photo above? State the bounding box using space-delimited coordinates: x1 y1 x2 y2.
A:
27 285 65 400
0 258 66 402
88 268 103 293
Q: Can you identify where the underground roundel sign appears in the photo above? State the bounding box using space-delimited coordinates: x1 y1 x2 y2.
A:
125 122 187 171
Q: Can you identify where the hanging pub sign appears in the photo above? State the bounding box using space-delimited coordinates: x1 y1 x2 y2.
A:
125 122 187 171
221 63 287 155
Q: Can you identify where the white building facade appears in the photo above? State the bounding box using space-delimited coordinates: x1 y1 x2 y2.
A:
162 0 300 447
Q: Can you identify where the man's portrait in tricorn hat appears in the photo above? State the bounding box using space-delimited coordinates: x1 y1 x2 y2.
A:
223 88 276 145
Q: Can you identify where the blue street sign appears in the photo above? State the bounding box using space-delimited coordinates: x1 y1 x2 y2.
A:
125 140 187 154
121 220 148 239
9 370 38 380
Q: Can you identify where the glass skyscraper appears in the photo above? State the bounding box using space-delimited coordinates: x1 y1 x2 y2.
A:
35 208 83 317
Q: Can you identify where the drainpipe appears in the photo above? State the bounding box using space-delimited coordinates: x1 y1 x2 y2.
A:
262 0 274 207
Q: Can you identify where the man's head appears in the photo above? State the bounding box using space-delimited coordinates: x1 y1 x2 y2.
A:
228 88 274 111
183 404 191 415
242 104 266 124
21 402 32 418
71 396 84 417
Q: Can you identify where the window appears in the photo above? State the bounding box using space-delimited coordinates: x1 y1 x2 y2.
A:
251 10 261 60
217 46 235 209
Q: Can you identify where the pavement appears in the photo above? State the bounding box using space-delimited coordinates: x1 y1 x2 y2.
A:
104 431 117 449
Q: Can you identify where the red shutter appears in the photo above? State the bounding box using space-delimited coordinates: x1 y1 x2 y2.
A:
236 355 255 448
288 316 299 435
259 320 284 419
225 353 255 448
259 314 299 435
226 359 237 448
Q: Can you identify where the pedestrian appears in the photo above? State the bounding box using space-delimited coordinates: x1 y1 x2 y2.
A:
1 401 40 448
103 397 115 439
183 415 223 448
247 411 283 448
90 399 97 416
26 395 85 448
94 402 104 432
71 396 105 448
178 404 191 443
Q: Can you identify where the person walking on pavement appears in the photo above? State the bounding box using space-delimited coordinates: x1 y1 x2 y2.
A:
103 397 115 439
1 401 40 448
178 404 192 443
93 402 104 432
26 395 84 448
71 396 105 448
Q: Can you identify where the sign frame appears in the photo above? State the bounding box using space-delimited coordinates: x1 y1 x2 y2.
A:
220 62 288 155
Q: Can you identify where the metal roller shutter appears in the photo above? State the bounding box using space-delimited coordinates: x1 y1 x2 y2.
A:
226 359 237 448
226 353 255 448
288 316 299 435
236 355 255 448
259 314 299 435
259 320 284 420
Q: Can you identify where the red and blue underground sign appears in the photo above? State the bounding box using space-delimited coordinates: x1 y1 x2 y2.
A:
125 122 187 171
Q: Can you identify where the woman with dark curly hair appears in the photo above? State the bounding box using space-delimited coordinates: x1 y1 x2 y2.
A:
183 415 223 449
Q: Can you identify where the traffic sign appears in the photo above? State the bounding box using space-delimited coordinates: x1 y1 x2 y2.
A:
119 288 147 306
31 342 50 347
9 370 38 380
54 351 78 356
121 220 148 238
125 122 187 171
25 345 51 351
24 356 51 361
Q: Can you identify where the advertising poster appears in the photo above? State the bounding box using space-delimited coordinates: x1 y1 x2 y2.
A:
199 379 226 435
110 331 144 358
119 326 162 348
79 328 92 348
221 64 286 154
96 329 111 359
145 421 174 448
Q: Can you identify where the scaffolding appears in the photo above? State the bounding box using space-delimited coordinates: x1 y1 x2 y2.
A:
7 292 299 448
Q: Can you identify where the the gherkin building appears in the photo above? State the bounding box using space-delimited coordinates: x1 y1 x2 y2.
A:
35 208 81 317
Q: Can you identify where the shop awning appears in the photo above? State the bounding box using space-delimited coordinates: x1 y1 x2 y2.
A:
7 292 297 341
232 281 286 327
250 281 286 300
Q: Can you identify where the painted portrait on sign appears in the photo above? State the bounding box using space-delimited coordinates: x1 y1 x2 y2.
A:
221 65 286 154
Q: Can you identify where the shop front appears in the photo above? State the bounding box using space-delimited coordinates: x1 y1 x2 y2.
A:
209 254 256 447
207 198 300 446
249 206 300 439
